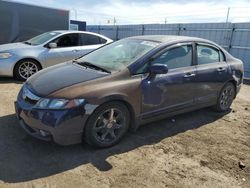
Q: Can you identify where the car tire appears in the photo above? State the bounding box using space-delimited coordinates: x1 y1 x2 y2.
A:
213 82 236 112
84 102 130 148
14 59 41 81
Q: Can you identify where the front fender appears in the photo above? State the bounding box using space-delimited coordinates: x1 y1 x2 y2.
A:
89 93 139 131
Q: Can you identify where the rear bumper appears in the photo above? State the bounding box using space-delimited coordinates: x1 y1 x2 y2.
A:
15 101 89 145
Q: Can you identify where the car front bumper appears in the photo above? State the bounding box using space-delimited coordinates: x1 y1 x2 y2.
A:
0 58 17 77
14 100 91 146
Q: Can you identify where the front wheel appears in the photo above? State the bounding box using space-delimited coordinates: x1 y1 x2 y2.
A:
213 82 236 112
14 59 41 81
84 102 130 148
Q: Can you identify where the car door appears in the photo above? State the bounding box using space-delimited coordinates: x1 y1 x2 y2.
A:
78 33 107 56
194 43 230 104
43 33 82 67
141 43 197 118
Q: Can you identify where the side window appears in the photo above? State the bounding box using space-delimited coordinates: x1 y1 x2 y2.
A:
100 37 107 44
52 33 80 47
151 45 192 69
197 45 220 65
80 34 105 45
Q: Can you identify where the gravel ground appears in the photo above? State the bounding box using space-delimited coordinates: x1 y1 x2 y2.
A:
0 78 249 188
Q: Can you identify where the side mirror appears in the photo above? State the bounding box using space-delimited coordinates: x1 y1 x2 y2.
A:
48 43 57 49
149 64 168 75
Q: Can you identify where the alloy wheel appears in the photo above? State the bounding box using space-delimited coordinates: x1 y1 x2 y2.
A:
18 61 39 80
93 108 125 143
220 85 234 111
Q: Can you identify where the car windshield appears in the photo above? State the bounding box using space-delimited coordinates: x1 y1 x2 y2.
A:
77 39 159 71
24 31 61 46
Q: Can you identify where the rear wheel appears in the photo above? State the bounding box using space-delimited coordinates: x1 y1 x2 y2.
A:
84 102 130 148
14 59 41 81
214 82 235 112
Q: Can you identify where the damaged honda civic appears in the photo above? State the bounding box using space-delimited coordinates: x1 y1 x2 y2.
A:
15 35 243 147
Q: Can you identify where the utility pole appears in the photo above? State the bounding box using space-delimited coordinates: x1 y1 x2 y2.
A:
226 7 230 23
164 17 167 24
113 17 117 25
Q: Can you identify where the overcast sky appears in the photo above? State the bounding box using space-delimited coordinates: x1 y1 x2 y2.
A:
12 0 250 25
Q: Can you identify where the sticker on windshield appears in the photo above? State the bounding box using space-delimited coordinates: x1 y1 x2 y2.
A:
141 41 158 47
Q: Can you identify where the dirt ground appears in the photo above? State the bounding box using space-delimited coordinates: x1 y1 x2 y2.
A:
0 78 249 188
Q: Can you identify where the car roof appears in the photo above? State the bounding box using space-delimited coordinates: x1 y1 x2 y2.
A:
50 30 112 40
127 35 213 44
52 30 98 34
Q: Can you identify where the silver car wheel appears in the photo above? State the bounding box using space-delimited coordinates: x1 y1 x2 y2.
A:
18 61 39 80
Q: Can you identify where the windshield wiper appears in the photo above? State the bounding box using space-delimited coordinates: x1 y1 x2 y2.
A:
23 41 32 45
73 60 111 73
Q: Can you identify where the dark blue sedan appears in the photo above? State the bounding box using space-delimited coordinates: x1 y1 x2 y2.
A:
15 35 244 147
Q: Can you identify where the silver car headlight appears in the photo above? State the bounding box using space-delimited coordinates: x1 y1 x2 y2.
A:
0 52 12 59
35 98 85 109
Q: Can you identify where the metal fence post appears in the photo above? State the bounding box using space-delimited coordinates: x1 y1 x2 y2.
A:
115 26 119 40
142 24 145 35
178 24 181 35
98 25 101 34
228 23 235 53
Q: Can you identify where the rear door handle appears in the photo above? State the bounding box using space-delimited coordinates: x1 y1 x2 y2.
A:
184 73 195 78
217 67 226 72
72 49 79 52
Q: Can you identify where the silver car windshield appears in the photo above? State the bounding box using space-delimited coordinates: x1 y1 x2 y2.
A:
78 39 159 71
25 31 60 46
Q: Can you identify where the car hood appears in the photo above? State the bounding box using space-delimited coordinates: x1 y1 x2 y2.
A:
0 42 35 52
26 62 109 97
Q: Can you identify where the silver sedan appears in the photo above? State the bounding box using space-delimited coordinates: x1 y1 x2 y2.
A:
0 30 112 80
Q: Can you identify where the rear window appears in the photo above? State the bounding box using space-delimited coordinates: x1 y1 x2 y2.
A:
80 33 106 45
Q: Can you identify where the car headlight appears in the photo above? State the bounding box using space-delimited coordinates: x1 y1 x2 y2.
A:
0 52 12 59
35 98 85 109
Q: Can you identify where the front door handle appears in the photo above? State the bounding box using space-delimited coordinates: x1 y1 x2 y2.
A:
72 49 79 52
184 73 195 78
217 67 226 72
